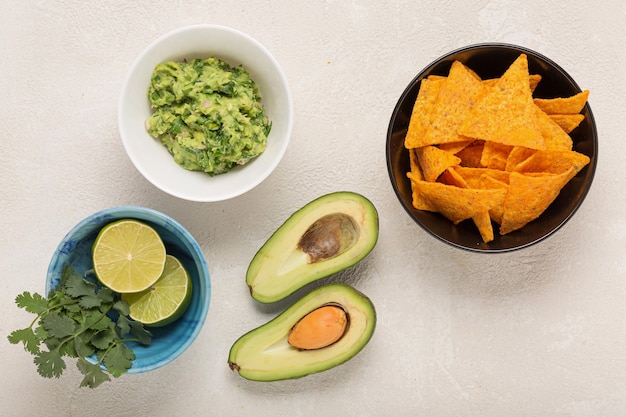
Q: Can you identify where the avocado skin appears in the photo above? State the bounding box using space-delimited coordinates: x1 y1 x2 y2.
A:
246 191 379 303
228 283 376 381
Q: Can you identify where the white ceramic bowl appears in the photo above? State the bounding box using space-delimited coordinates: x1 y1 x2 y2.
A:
118 24 293 202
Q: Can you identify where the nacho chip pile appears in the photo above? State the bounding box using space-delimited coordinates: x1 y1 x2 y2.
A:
404 54 590 243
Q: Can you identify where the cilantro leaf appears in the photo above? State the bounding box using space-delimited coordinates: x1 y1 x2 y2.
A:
7 328 41 354
42 312 76 339
63 273 96 297
64 302 83 314
34 325 48 342
128 320 152 345
74 334 95 358
78 294 102 309
15 291 48 315
35 350 66 378
59 265 82 288
58 338 78 358
112 300 130 317
90 328 117 350
97 287 115 304
77 358 110 389
87 312 113 332
102 342 135 377
116 315 131 336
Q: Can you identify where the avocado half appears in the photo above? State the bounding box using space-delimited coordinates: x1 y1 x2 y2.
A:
228 283 376 381
246 191 379 303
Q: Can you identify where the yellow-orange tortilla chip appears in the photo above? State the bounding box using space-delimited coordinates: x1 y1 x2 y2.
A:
415 145 461 182
413 180 507 224
407 150 438 211
454 166 511 188
500 169 575 235
404 77 444 149
535 106 573 151
505 147 536 171
528 74 542 92
407 172 438 212
458 54 545 150
438 167 468 188
472 212 494 243
483 74 542 92
439 140 474 154
455 141 484 168
480 141 513 170
479 174 509 225
420 61 485 146
512 149 590 176
409 147 421 175
549 114 585 133
533 90 589 115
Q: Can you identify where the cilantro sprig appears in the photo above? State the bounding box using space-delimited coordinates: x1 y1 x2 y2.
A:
8 266 152 388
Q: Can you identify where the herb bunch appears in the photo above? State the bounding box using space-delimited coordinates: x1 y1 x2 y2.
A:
8 266 152 388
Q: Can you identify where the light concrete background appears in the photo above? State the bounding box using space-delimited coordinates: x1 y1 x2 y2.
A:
1 1 625 416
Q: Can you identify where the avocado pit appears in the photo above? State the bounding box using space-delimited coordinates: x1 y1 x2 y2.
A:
288 304 348 350
297 213 359 263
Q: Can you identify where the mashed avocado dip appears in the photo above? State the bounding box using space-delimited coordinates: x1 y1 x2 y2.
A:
146 57 271 176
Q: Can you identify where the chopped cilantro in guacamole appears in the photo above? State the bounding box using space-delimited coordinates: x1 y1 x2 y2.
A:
146 57 271 176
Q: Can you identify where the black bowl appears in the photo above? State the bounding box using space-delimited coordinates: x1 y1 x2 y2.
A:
386 43 598 253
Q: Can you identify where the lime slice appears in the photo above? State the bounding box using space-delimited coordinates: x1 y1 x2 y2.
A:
92 219 166 293
122 255 192 327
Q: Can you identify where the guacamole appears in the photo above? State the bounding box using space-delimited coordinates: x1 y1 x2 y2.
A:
146 57 271 176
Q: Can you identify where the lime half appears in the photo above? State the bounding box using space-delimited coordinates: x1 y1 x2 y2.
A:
92 219 166 293
122 255 192 327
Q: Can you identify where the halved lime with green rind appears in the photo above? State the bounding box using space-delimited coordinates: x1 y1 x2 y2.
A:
92 219 166 293
122 254 192 327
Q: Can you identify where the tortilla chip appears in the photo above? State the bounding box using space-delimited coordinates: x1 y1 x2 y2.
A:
438 167 468 188
415 145 461 182
458 54 545 150
439 140 474 154
419 61 485 146
472 212 495 243
549 114 585 133
454 166 511 188
407 149 439 211
479 174 509 225
505 147 536 171
512 149 590 176
533 90 589 115
529 74 542 92
480 141 513 170
499 169 575 235
409 147 421 175
407 172 438 212
455 140 484 168
483 74 541 92
534 106 574 151
412 179 507 224
404 77 445 149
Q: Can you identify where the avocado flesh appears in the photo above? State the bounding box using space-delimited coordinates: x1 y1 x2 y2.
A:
228 283 376 381
246 192 379 303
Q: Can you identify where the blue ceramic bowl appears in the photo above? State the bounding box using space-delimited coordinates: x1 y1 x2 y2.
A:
46 206 211 373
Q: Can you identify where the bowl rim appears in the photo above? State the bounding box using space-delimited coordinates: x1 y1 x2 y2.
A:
118 23 294 202
386 42 598 253
46 205 211 373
